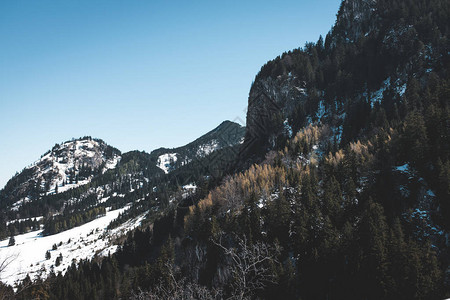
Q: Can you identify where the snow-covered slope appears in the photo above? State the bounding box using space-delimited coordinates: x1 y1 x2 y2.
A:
0 123 244 288
28 138 121 195
0 206 145 287
0 138 121 212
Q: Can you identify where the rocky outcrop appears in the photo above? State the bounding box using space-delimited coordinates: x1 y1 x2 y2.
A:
241 74 308 161
333 0 378 43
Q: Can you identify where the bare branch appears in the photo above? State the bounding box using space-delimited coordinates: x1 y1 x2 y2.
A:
0 252 18 277
212 235 281 300
130 262 222 300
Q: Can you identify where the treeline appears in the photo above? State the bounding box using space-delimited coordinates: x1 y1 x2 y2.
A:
7 218 41 235
0 217 42 240
43 207 106 236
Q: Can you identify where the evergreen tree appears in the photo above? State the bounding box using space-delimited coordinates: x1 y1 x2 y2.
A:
401 111 429 170
8 235 15 247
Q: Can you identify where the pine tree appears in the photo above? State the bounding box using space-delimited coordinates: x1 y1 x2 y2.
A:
8 235 15 247
322 175 343 224
55 253 63 267
358 198 389 299
402 111 429 170
265 192 290 247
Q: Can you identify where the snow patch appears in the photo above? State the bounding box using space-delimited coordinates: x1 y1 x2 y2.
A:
6 216 43 226
103 156 121 173
394 163 409 173
183 183 197 191
156 153 178 174
182 183 197 199
196 140 219 157
316 100 326 121
283 119 293 138
397 83 407 96
370 78 390 108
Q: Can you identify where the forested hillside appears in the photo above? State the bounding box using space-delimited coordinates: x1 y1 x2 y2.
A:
0 0 449 299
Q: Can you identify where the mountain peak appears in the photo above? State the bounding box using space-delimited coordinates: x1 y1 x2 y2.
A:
334 0 378 42
152 120 245 174
0 137 121 212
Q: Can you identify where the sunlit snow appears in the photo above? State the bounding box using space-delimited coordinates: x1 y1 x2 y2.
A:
156 153 178 174
0 206 142 287
196 140 219 157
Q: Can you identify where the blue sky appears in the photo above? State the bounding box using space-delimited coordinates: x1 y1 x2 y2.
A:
0 0 341 188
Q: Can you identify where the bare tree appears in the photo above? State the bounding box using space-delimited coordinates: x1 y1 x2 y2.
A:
213 235 281 300
0 253 18 300
131 281 221 300
130 262 222 300
0 254 17 277
131 235 281 300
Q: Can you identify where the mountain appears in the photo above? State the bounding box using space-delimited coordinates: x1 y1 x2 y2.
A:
151 120 245 174
1 0 449 299
0 137 120 218
242 0 449 163
0 121 244 287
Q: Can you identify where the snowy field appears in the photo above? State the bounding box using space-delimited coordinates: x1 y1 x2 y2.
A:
0 206 141 287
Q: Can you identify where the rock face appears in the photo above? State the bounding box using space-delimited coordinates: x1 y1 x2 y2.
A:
242 74 308 160
334 0 378 42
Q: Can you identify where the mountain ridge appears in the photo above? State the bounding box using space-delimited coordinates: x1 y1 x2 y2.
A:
0 120 244 237
150 120 245 174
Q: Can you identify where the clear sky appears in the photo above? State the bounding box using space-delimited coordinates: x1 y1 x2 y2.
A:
0 0 341 188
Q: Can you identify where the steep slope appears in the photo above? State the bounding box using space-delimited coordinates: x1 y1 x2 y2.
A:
0 206 133 287
133 0 448 298
242 0 449 161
